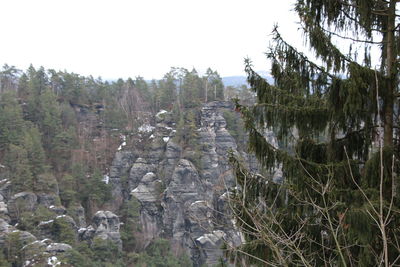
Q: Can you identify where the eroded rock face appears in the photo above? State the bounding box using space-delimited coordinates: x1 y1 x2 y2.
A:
91 210 122 249
109 101 244 266
68 205 86 228
109 151 136 210
36 193 59 208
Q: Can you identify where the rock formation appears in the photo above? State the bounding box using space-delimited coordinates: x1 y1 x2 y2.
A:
0 101 261 266
107 101 247 266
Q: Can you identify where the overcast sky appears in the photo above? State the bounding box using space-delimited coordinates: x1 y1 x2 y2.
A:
0 0 299 79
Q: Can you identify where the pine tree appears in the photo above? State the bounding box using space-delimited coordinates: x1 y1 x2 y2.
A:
159 70 177 110
0 92 26 150
230 1 400 266
4 144 33 193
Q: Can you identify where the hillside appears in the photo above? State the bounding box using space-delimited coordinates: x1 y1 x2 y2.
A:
0 65 267 266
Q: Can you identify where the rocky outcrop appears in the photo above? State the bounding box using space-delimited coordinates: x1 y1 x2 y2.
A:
22 240 72 267
79 210 122 249
68 205 86 228
109 151 136 210
0 187 122 265
108 101 244 266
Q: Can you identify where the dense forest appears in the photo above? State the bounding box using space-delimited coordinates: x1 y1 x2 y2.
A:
0 64 254 266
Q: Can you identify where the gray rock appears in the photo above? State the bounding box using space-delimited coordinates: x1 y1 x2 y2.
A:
0 180 12 201
78 225 95 241
91 210 122 249
49 205 66 215
0 229 37 248
8 192 37 221
46 242 72 253
129 158 156 190
107 101 251 266
67 205 86 228
0 202 7 214
109 151 136 210
37 193 59 207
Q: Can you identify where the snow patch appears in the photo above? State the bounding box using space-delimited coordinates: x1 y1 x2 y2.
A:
163 137 170 143
47 256 61 266
131 187 139 193
117 141 126 151
149 134 155 139
138 124 155 133
156 110 168 116
38 220 54 226
196 236 207 243
102 174 110 184
191 200 207 206
56 215 67 219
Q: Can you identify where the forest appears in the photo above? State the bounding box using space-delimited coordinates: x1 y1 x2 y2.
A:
0 64 253 266
1 0 400 266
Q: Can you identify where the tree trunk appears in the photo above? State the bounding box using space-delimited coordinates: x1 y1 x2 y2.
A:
383 0 396 148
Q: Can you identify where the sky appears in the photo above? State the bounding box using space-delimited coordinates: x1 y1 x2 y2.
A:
0 0 299 80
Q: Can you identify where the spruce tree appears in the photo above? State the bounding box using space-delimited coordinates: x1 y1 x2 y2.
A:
230 1 400 266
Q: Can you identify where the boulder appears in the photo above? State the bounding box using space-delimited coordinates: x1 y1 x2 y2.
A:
46 242 72 254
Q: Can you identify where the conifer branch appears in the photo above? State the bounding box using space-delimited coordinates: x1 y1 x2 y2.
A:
318 25 385 44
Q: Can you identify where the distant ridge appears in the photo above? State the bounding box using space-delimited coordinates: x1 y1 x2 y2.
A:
222 71 274 87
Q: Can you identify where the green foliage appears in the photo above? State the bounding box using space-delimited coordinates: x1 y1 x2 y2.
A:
174 109 203 169
4 144 33 192
158 71 177 110
3 232 23 267
103 105 128 130
17 205 55 233
91 238 123 265
52 217 77 245
204 68 224 102
61 248 94 267
120 197 142 252
59 174 78 207
128 239 191 267
87 169 112 203
51 127 77 172
0 251 9 267
223 109 246 150
182 68 203 108
230 0 400 266
23 126 46 177
0 92 26 150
